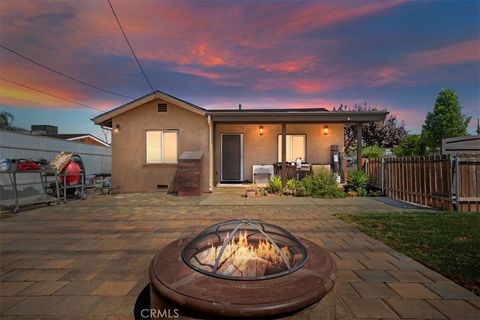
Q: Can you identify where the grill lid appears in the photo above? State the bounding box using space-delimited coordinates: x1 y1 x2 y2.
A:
182 219 308 280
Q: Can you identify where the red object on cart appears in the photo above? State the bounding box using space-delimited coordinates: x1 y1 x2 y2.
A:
62 161 81 185
17 159 41 171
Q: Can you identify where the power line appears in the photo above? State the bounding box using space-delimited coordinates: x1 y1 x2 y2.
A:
107 0 155 93
0 76 104 112
0 44 134 99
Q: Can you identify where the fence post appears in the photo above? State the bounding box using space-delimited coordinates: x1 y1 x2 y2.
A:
454 156 460 212
381 158 385 195
365 158 369 175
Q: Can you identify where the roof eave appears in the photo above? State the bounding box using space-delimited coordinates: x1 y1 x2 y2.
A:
208 111 388 123
92 91 207 126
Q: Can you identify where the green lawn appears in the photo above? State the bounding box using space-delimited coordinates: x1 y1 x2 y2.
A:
336 211 480 294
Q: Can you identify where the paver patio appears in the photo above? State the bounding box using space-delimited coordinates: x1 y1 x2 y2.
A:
0 191 478 319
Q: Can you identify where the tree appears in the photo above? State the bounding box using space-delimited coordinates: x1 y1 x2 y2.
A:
476 119 480 135
0 111 14 129
334 103 407 153
0 110 26 132
421 88 471 152
393 134 425 156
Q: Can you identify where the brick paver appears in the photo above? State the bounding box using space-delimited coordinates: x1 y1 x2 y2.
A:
342 296 399 318
0 192 478 319
386 298 446 319
389 283 441 299
351 282 400 298
428 299 480 319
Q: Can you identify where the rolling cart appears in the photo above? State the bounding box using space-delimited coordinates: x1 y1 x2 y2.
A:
50 170 87 202
0 169 58 213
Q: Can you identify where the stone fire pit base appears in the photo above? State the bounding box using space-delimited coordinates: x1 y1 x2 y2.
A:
150 284 335 319
149 237 336 319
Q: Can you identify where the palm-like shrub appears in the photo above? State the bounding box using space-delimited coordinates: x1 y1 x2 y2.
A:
347 169 370 191
268 175 283 194
285 179 299 195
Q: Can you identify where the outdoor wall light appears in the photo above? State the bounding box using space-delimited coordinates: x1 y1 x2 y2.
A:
259 126 264 136
114 124 120 134
323 125 329 135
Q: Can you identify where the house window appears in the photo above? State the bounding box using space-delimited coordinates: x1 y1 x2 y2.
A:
146 130 178 163
277 134 306 162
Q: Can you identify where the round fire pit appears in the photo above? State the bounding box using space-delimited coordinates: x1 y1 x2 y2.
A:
149 219 336 319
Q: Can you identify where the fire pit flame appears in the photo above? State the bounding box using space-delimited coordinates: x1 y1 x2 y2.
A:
190 230 301 278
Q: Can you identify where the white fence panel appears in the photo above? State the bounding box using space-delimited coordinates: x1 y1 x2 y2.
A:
0 130 111 188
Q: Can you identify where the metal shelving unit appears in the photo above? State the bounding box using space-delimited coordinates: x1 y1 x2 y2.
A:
0 169 57 213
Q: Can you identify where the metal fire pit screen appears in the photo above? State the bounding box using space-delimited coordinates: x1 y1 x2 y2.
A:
182 219 308 280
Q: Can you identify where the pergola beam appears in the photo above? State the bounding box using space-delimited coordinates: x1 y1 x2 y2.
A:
356 123 363 170
281 123 287 186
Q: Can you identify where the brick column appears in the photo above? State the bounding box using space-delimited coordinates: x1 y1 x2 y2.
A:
177 151 203 196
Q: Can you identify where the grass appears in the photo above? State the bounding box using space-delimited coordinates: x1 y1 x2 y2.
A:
336 211 480 294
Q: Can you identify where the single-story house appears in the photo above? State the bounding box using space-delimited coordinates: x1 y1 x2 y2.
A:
93 91 387 193
31 125 110 147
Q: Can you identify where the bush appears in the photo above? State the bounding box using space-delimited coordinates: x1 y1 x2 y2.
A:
357 187 368 197
347 169 370 191
268 170 345 198
285 179 299 195
304 168 345 198
300 175 314 196
268 175 283 194
295 184 307 197
362 146 385 158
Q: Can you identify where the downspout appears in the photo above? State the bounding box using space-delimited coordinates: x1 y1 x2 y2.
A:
208 115 214 192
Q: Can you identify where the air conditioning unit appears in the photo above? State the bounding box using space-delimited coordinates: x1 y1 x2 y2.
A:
252 165 274 186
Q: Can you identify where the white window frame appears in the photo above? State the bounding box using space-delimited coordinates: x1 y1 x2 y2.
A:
277 134 306 162
146 130 178 164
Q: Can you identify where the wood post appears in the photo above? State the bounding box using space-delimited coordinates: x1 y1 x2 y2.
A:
281 123 287 186
356 123 363 170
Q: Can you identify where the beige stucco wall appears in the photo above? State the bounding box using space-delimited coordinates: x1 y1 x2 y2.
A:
214 123 344 183
111 99 210 193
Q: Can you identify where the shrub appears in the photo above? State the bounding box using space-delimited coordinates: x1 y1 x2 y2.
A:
362 146 385 158
305 168 345 198
300 175 314 196
294 183 307 197
285 179 299 195
347 169 370 190
268 175 283 194
357 187 368 197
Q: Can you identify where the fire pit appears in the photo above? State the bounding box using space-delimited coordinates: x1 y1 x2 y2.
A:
149 219 336 319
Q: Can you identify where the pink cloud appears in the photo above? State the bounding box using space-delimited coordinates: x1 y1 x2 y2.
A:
274 0 406 37
409 39 480 67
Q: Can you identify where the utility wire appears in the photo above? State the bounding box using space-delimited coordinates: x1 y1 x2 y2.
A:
107 0 155 93
0 44 134 99
0 76 104 112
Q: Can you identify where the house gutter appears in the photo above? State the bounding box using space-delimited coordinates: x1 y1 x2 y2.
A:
207 115 214 192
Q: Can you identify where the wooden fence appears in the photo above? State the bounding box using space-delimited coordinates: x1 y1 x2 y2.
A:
365 154 480 212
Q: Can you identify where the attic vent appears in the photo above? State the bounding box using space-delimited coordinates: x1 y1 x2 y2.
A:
157 103 168 112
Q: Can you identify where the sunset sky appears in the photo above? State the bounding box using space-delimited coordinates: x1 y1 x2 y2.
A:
0 0 479 139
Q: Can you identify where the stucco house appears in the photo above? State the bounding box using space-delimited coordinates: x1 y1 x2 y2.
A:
93 91 387 193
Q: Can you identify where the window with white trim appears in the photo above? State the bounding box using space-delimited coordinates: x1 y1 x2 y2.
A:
277 134 306 162
146 130 178 163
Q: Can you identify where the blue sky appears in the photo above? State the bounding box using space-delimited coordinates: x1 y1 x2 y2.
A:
1 0 479 139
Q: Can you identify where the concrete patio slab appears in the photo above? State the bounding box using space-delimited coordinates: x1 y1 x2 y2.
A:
0 192 478 319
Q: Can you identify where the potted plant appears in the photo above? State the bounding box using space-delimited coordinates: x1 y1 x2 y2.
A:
246 184 257 197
